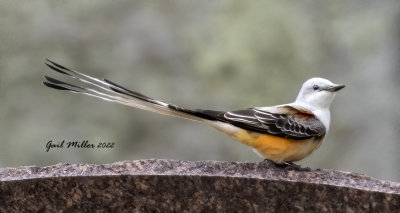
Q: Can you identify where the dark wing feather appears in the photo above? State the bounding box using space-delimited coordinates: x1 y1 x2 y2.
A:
204 107 326 140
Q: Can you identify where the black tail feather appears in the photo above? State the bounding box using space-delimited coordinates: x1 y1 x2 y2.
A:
104 78 148 99
44 75 86 91
167 105 222 121
43 59 220 122
42 81 80 93
45 59 73 72
44 59 166 107
45 61 72 76
104 78 161 105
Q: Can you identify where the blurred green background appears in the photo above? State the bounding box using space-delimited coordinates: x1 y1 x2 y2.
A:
0 0 399 181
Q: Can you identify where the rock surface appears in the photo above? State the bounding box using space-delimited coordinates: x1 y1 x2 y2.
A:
0 159 399 212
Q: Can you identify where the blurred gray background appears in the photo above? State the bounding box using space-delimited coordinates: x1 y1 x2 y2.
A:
0 1 399 181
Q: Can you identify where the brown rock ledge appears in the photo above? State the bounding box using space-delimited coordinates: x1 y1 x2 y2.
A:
0 159 399 212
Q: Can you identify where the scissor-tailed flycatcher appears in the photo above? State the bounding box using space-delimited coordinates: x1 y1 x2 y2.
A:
43 59 344 165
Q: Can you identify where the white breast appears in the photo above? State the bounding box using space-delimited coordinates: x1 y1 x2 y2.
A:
292 102 331 132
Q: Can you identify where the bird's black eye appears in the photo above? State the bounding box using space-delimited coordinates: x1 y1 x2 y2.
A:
313 85 319 90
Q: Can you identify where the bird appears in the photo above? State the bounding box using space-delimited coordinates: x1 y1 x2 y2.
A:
43 59 345 167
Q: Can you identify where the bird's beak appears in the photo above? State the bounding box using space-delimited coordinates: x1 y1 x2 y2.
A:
326 84 345 92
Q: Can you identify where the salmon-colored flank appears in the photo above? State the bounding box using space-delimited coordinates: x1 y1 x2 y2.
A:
233 129 323 163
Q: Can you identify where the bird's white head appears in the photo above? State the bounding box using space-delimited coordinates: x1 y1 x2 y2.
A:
295 77 345 110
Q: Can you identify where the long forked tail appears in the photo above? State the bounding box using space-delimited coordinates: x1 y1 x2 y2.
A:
43 59 219 122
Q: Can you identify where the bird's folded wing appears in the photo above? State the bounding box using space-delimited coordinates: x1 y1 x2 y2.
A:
209 105 326 140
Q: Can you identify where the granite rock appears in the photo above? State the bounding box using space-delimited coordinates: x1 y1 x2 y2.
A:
0 159 399 212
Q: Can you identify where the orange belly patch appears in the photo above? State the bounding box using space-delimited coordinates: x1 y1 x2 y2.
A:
233 130 322 163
